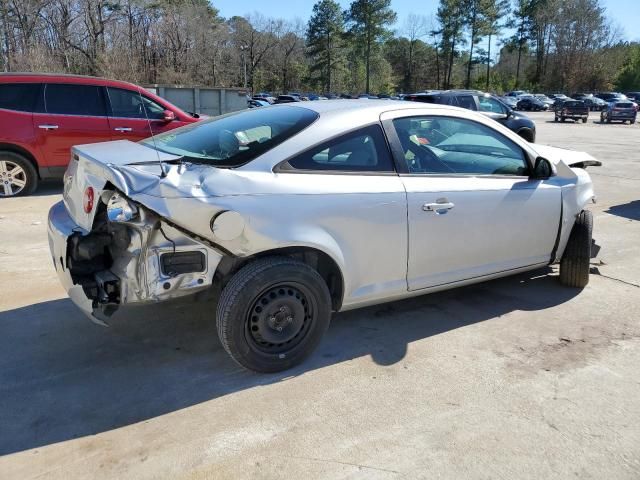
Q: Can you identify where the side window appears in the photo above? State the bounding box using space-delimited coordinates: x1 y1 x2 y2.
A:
45 84 106 116
0 83 39 112
107 87 165 119
286 124 394 172
392 116 529 176
456 95 477 110
478 97 506 114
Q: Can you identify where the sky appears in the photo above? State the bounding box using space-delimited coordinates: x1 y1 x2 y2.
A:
211 0 640 42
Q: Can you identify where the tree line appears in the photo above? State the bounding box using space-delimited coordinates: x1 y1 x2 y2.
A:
0 0 638 95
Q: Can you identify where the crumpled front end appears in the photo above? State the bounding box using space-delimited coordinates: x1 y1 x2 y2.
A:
48 192 223 324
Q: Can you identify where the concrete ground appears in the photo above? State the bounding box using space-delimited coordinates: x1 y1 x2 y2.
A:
1 112 639 479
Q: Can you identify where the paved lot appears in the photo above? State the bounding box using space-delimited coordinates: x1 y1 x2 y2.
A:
1 112 639 479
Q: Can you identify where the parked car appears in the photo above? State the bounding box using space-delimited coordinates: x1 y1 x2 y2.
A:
554 100 589 123
516 96 548 111
248 99 270 108
534 94 555 108
600 101 637 124
595 92 626 103
404 90 536 142
47 100 600 372
0 73 201 197
624 92 640 103
251 92 276 104
571 93 606 111
499 96 519 109
505 90 527 97
253 93 275 104
549 94 569 101
274 95 301 104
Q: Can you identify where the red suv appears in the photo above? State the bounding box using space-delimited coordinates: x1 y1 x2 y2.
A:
0 73 201 197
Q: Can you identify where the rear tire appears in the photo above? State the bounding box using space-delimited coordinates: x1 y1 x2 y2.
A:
216 256 332 373
559 210 593 288
0 151 38 197
582 118 587 123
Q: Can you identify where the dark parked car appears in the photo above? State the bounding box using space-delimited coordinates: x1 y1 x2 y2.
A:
274 95 301 104
554 100 589 123
516 96 548 111
600 101 637 124
572 93 606 111
595 92 626 103
404 90 536 142
625 92 640 102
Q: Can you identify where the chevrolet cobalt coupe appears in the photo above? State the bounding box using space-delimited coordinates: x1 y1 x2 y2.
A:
48 101 600 372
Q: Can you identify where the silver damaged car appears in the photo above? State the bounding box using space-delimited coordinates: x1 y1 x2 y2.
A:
48 101 600 372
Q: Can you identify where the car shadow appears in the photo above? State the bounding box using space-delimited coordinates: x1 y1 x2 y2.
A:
31 180 63 197
606 200 640 221
0 267 580 455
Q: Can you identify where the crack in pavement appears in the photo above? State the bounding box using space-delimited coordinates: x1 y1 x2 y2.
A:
590 267 640 288
590 172 640 182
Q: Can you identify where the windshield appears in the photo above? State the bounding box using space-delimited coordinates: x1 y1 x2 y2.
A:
141 106 318 167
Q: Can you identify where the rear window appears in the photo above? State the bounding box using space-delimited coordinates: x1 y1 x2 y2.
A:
615 102 634 108
564 101 582 107
45 84 107 116
0 83 39 112
142 106 318 168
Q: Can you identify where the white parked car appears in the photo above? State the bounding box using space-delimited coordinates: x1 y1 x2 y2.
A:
48 101 600 372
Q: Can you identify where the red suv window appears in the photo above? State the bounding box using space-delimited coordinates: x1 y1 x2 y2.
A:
44 84 107 116
0 83 40 112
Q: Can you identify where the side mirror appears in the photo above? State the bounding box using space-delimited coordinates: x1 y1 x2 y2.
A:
532 157 554 179
163 110 176 122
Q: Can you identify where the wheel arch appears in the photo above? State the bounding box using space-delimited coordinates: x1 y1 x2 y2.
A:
0 143 41 178
217 246 345 311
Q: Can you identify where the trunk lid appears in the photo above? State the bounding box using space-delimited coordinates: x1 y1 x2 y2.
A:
63 140 181 230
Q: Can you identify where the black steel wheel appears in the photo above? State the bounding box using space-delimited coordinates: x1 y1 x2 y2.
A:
216 256 332 373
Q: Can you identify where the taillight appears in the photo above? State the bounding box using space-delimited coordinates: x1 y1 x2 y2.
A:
83 186 94 213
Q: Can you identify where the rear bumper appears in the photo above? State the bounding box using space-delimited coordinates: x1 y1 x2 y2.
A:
48 199 225 324
47 201 95 318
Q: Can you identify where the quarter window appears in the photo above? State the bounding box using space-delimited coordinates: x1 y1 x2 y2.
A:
392 116 529 176
0 83 39 112
107 87 166 119
45 84 106 116
286 124 394 172
455 95 477 110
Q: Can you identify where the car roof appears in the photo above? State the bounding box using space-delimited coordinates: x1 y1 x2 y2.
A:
275 99 450 116
0 72 142 89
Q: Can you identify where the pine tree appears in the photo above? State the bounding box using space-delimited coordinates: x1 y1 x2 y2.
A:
306 0 345 93
346 0 396 94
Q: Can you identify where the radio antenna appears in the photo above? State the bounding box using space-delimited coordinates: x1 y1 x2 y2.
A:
138 88 168 178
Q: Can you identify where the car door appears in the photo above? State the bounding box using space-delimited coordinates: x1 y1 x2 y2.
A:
382 111 561 291
106 87 180 141
32 83 112 168
276 124 408 305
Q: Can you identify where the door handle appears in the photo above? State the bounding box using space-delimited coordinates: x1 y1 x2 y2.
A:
38 124 58 130
114 127 133 132
423 201 455 213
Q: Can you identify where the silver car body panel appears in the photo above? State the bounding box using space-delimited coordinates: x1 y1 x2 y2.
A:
49 100 597 319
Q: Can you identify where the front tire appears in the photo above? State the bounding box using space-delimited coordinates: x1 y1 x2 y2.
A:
0 151 38 197
216 256 332 373
559 210 593 288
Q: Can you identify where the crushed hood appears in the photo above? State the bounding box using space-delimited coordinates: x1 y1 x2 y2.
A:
531 143 601 168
